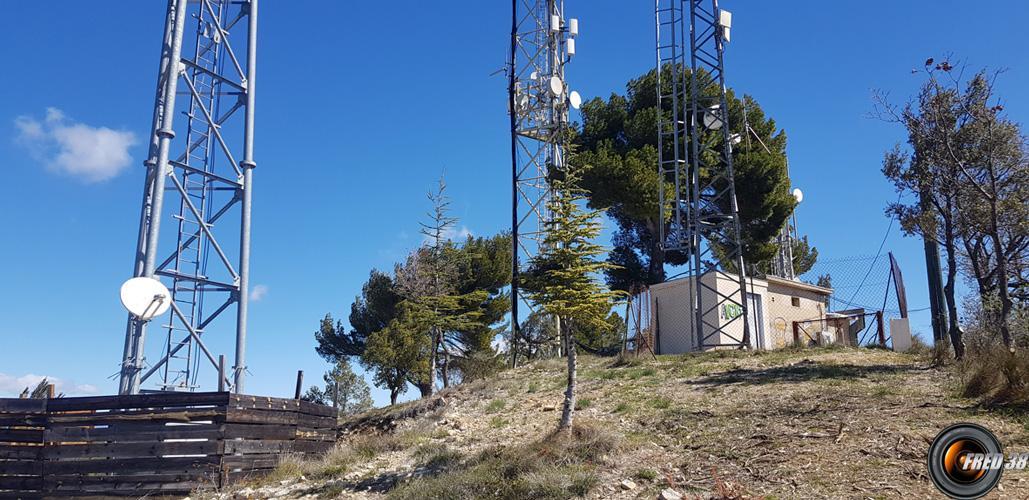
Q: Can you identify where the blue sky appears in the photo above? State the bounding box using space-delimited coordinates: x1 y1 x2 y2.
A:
0 1 1026 406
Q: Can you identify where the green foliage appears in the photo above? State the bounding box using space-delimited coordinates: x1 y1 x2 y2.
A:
301 358 374 417
575 307 626 354
361 301 434 404
521 176 623 331
315 269 400 361
572 65 813 289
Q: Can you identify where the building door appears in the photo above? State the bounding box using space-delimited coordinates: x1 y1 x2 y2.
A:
746 293 765 350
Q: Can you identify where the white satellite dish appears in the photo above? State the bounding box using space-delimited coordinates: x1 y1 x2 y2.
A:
792 188 804 203
549 76 564 97
530 71 538 81
569 90 582 109
729 132 742 145
702 104 723 130
120 277 171 321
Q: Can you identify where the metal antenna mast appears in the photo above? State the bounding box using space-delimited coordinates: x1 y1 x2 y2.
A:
508 0 577 366
656 0 750 349
119 0 258 395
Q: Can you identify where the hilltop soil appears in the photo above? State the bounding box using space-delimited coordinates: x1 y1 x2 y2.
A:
207 347 1029 499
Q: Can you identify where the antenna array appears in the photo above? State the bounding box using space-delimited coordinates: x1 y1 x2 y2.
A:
655 0 751 349
508 0 578 365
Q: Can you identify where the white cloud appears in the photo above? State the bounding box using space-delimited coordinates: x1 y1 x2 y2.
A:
249 284 269 302
14 107 137 183
0 372 101 398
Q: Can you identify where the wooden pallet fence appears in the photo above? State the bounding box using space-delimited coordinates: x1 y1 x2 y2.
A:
0 392 336 498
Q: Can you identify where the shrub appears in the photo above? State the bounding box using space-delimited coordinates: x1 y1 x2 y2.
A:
958 343 1029 407
485 399 506 413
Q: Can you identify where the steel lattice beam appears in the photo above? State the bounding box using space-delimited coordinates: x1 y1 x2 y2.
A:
655 0 751 350
508 0 574 366
119 0 257 395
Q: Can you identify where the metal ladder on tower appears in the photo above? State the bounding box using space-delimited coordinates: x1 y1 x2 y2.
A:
163 1 226 390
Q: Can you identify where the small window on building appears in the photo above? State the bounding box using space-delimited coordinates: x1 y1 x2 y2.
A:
791 297 801 307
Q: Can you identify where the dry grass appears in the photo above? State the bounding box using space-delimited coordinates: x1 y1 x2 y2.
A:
957 343 1029 408
387 422 618 500
216 345 1029 499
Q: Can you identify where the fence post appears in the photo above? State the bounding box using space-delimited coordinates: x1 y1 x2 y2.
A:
294 370 304 400
876 311 886 346
792 321 800 347
218 355 226 392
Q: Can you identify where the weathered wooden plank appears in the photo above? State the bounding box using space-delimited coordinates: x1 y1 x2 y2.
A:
222 423 295 440
44 471 219 486
296 427 336 441
45 439 221 460
223 439 294 455
45 392 229 412
298 400 336 418
47 407 224 426
0 429 43 444
0 400 46 414
225 407 297 425
45 422 221 442
221 455 281 470
45 480 207 496
230 394 300 411
0 446 43 460
297 413 336 429
0 459 42 475
0 476 42 490
45 456 219 475
0 416 46 427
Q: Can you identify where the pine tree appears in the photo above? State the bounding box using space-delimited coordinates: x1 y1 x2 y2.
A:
523 174 623 430
302 359 374 417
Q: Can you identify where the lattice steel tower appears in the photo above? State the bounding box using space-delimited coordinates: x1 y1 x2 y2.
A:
508 0 577 366
655 0 751 349
119 0 258 394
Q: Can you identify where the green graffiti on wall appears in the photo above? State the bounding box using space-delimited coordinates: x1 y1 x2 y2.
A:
721 303 743 320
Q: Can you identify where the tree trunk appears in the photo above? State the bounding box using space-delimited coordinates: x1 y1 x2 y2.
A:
942 224 965 360
390 388 399 406
988 195 1014 349
559 318 577 430
426 327 438 396
441 350 450 389
415 381 433 398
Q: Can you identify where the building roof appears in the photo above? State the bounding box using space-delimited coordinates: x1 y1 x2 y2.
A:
650 271 833 296
765 275 833 295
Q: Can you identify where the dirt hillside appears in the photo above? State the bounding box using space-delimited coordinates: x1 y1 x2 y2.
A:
207 347 1029 499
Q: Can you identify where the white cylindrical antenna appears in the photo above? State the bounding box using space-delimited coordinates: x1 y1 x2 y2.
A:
550 15 561 32
569 18 579 37
567 38 576 56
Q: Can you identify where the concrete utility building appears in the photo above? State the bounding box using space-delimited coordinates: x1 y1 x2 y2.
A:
649 272 834 354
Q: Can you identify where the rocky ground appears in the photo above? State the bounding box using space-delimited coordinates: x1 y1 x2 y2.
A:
199 347 1029 499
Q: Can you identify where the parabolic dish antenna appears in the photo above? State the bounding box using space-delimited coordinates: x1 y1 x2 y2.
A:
792 188 804 203
120 277 171 321
702 105 723 130
549 76 564 97
569 90 582 110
